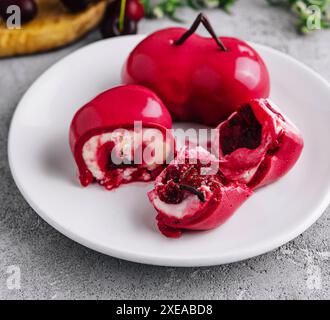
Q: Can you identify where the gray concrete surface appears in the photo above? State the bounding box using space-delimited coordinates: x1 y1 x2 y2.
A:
0 0 329 299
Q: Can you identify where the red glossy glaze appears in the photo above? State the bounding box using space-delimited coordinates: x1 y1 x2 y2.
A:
69 84 174 187
122 28 270 126
154 181 251 238
215 99 304 189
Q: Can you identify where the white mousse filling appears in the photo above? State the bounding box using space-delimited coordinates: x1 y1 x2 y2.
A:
82 129 171 180
153 186 211 219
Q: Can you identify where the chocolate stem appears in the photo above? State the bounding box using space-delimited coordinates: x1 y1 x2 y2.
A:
180 184 206 202
173 13 227 52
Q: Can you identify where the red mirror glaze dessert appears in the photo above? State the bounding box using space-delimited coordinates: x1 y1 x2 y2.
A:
215 99 304 189
122 14 270 126
69 84 175 190
148 99 303 238
68 14 304 239
148 147 252 238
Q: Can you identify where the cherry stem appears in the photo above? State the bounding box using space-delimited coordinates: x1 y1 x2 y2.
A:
119 0 127 32
180 184 206 202
173 13 227 52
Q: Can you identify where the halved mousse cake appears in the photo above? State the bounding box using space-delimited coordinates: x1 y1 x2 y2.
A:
69 85 175 190
148 99 304 238
215 99 304 189
148 146 252 238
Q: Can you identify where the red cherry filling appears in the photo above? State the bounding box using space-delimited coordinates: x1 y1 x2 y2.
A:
216 99 304 189
155 161 223 205
220 104 262 155
156 180 183 204
82 129 173 190
96 141 116 171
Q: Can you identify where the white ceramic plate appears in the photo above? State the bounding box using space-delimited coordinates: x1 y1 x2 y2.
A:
8 35 330 267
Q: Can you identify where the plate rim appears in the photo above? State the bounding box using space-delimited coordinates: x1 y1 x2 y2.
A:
8 35 330 267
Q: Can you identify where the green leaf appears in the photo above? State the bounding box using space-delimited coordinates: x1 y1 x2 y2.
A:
141 0 237 21
265 0 330 33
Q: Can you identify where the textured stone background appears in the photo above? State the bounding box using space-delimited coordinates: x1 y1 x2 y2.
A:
0 0 329 299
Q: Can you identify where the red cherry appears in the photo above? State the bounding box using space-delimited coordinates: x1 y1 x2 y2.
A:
126 0 144 22
60 0 98 13
122 14 270 126
0 0 37 24
100 14 137 38
100 1 137 39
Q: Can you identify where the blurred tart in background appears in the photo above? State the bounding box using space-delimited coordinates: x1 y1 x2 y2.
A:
0 0 107 57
